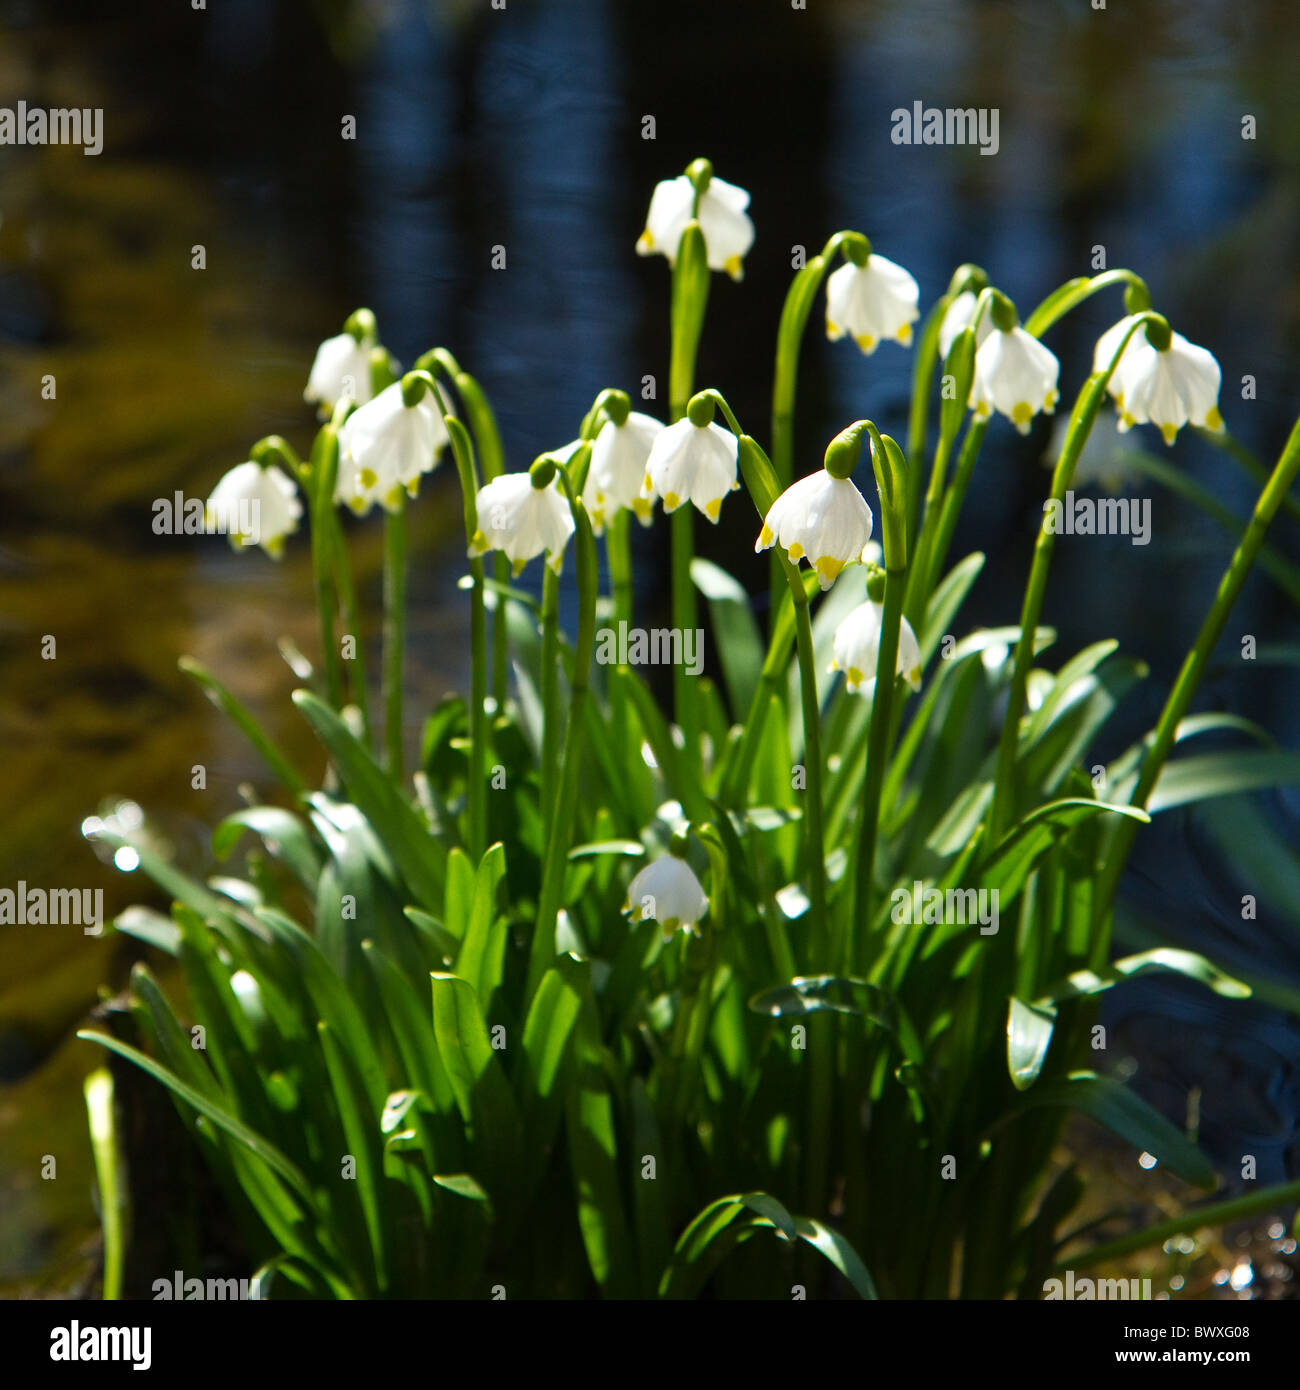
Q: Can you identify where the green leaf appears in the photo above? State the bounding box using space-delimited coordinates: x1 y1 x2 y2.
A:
1007 997 1058 1091
692 556 763 717
76 1030 314 1199
213 807 322 890
1145 750 1300 814
179 657 308 797
1036 948 1250 1006
1018 1071 1216 1190
454 843 507 1013
293 689 443 909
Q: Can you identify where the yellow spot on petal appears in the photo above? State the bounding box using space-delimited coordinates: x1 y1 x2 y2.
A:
907 667 922 690
350 496 368 515
815 555 844 585
1011 402 1033 428
1119 411 1137 431
704 497 722 521
855 333 877 353
267 536 285 559
662 916 681 938
975 401 991 420
643 472 654 493
826 319 841 339
724 254 744 281
1205 406 1224 430
406 479 419 497
636 230 654 253
758 523 774 548
848 667 865 687
897 322 913 345
632 497 653 523
663 491 680 510
1114 391 1125 411
360 467 378 489
469 528 488 553
512 557 527 578
787 541 804 561
1160 422 1178 445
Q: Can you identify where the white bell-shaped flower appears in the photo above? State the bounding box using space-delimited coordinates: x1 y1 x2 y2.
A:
636 169 754 281
204 461 302 559
469 468 575 576
831 600 923 694
756 470 874 589
825 252 920 355
304 331 374 414
1093 316 1223 445
624 853 709 939
642 416 739 522
335 382 451 515
969 326 1060 434
938 288 995 359
581 411 665 533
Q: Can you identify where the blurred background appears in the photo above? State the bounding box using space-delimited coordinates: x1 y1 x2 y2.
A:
2 0 1299 1294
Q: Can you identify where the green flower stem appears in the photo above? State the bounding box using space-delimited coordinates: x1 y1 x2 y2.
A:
417 348 511 712
527 469 600 1005
609 511 633 630
540 563 561 825
904 296 950 545
668 223 710 802
905 325 978 625
852 566 907 973
441 410 487 862
988 313 1163 842
771 231 857 489
328 509 372 742
850 426 910 976
307 415 346 711
786 560 828 961
1023 267 1150 338
382 498 406 779
914 416 989 617
1091 412 1300 950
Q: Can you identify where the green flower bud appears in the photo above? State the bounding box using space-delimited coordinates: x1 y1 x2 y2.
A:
685 157 713 193
865 565 887 603
1143 314 1172 353
842 232 872 268
686 392 716 428
1123 278 1152 315
989 291 1018 333
344 308 377 344
529 455 559 489
824 421 869 480
605 390 631 427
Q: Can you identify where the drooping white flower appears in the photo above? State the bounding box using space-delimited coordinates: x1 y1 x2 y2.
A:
334 381 452 515
304 331 374 414
469 469 575 576
938 289 995 359
642 417 739 522
831 600 923 694
825 253 920 355
969 327 1060 434
756 470 874 589
204 461 303 559
636 171 754 281
624 853 709 938
1093 316 1223 445
581 411 665 533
